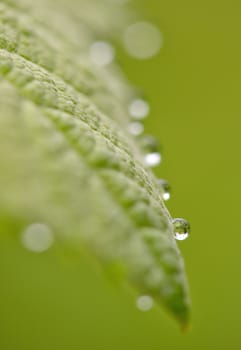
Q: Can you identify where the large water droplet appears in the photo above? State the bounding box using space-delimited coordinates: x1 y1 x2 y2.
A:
89 41 115 66
128 99 150 120
123 21 163 60
158 179 171 201
21 223 54 253
172 218 190 241
128 121 144 136
136 295 153 312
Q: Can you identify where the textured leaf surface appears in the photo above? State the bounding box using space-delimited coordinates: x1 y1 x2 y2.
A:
0 0 190 326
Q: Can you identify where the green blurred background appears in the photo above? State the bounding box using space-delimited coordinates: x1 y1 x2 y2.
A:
1 0 241 349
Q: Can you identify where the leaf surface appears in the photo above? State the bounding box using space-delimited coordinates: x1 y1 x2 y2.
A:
0 0 190 326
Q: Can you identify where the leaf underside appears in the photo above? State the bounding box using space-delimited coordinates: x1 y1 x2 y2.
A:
0 0 190 326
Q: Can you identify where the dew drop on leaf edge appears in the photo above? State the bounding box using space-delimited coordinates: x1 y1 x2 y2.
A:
158 179 171 201
128 121 144 136
144 152 161 167
172 218 190 241
140 135 160 153
128 98 150 120
89 41 115 67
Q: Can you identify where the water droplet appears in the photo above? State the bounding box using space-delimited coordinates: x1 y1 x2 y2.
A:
158 179 171 201
140 136 161 167
89 41 115 66
172 218 190 241
21 223 54 253
128 99 150 120
128 122 144 136
123 21 163 60
136 295 153 312
144 152 161 167
141 135 159 153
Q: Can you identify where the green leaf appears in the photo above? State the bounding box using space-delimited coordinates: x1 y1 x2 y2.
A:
0 0 190 326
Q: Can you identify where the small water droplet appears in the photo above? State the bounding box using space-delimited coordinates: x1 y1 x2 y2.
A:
172 218 190 241
128 122 144 136
140 135 160 153
123 21 163 60
21 223 54 253
158 179 171 201
128 99 150 120
89 41 115 66
144 152 161 167
136 295 153 312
